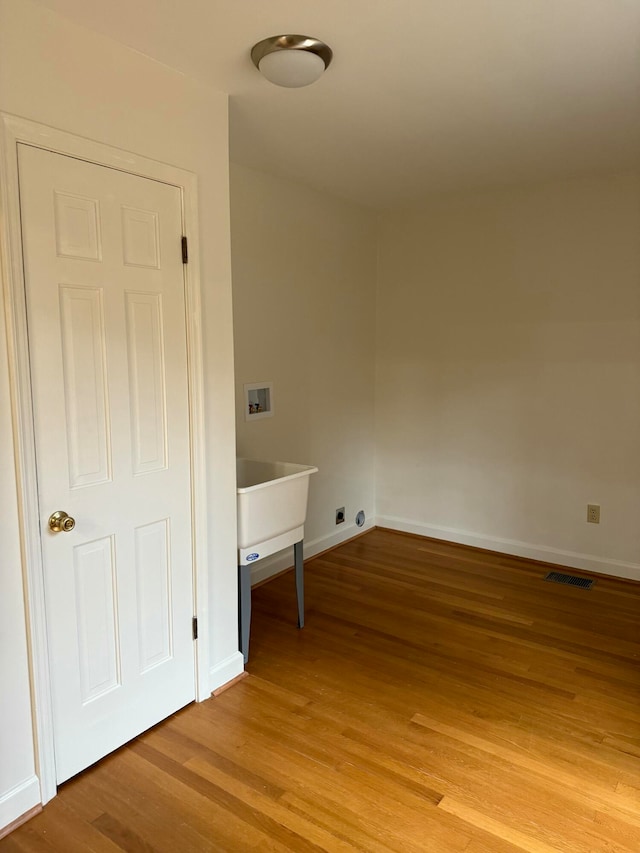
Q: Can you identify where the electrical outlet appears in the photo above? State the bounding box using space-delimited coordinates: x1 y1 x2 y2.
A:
335 507 345 525
587 504 600 524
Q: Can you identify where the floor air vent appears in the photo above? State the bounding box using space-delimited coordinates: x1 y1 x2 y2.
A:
544 571 594 590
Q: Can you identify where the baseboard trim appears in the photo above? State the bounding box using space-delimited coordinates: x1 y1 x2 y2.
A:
208 651 245 694
249 520 376 586
0 776 41 839
376 516 640 582
212 671 248 697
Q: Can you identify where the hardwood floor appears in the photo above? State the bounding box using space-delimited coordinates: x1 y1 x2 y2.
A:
3 528 640 852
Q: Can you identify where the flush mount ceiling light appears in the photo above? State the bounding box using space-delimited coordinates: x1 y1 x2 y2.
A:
251 35 333 88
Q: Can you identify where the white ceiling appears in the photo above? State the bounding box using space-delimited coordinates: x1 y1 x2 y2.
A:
36 0 640 209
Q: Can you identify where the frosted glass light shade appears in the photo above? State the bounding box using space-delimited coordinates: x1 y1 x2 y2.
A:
258 49 326 88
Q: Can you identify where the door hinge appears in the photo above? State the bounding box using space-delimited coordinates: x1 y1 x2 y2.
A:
181 235 188 264
192 616 198 640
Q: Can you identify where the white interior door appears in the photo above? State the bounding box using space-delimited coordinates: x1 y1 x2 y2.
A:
18 144 195 783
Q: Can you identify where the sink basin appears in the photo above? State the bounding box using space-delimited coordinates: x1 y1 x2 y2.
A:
236 458 318 563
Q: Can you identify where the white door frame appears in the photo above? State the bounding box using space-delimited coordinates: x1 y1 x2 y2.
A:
0 113 210 804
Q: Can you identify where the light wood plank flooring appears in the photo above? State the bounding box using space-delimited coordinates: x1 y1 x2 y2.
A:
3 528 640 852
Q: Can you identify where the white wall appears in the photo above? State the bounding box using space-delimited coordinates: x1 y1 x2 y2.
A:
0 0 240 830
376 173 640 578
2 3 638 834
230 163 377 581
0 307 40 830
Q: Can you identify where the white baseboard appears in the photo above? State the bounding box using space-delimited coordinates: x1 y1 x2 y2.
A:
208 651 244 694
250 520 376 586
377 516 640 582
0 776 40 836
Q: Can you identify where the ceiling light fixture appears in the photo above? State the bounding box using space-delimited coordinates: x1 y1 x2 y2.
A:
251 35 333 88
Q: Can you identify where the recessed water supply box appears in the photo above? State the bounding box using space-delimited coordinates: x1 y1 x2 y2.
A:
236 458 318 662
243 382 273 421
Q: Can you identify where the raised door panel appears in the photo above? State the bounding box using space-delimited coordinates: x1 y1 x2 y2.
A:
125 291 167 475
122 206 160 269
59 285 112 488
73 536 120 703
135 519 172 673
54 191 102 261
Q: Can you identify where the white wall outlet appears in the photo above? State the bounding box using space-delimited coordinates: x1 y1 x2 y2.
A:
587 504 600 524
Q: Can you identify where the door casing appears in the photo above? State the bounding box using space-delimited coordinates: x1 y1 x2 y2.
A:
0 113 210 804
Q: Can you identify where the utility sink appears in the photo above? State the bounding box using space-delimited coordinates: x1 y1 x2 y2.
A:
236 458 318 662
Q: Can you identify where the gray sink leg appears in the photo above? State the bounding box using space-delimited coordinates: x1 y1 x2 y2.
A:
238 563 251 663
240 543 303 663
294 539 304 628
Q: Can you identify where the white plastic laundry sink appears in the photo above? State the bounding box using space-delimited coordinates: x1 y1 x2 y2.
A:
236 458 318 566
236 458 318 663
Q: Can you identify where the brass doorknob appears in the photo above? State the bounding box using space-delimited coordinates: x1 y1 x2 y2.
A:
48 511 75 533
